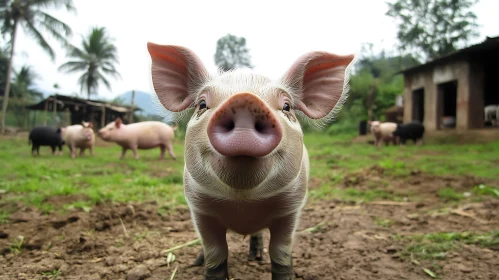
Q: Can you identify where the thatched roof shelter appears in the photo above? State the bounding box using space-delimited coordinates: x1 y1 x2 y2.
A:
26 94 141 129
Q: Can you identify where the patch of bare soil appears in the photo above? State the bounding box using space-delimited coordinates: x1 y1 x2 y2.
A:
1 171 498 280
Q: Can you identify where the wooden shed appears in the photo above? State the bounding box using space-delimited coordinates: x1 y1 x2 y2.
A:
26 94 141 129
399 36 499 131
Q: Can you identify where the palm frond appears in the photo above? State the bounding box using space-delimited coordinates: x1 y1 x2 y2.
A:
33 0 76 13
58 61 88 73
37 11 72 46
22 17 55 60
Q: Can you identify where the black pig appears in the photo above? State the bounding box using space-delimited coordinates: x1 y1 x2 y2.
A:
29 126 65 156
392 121 425 145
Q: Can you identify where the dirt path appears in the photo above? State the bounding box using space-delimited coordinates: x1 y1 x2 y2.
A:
1 170 498 280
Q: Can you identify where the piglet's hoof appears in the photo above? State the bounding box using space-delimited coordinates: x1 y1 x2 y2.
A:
204 259 229 280
190 249 204 267
271 261 295 280
248 233 264 262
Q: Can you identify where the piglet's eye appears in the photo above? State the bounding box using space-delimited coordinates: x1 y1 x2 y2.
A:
282 102 291 112
199 100 207 110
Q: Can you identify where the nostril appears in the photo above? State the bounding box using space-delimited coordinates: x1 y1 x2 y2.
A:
254 121 266 134
219 119 235 133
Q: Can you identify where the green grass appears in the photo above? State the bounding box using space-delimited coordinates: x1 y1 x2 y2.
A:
304 133 499 179
375 218 394 227
309 184 405 202
438 187 465 201
1 132 498 216
396 231 499 261
40 269 62 279
9 235 24 255
0 136 186 215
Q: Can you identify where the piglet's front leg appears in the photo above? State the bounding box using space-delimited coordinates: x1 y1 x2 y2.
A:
269 214 298 280
193 213 230 280
248 232 264 262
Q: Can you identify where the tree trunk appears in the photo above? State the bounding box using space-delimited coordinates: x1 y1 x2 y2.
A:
367 82 377 121
129 90 135 123
0 20 18 134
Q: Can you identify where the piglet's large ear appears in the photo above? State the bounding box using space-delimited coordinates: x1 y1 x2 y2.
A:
283 52 355 120
147 43 209 112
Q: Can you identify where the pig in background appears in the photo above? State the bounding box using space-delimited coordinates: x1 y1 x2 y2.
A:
368 120 397 147
392 121 425 145
61 121 96 158
97 118 177 160
148 43 355 280
28 126 65 156
484 104 498 127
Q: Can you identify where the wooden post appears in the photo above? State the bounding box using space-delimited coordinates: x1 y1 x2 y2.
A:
367 82 377 121
129 90 135 123
32 111 37 128
53 96 57 119
101 106 106 128
43 99 48 125
64 108 70 126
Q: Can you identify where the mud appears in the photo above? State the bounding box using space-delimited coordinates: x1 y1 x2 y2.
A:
1 169 498 280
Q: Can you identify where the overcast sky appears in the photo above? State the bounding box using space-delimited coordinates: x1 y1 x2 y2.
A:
11 0 499 100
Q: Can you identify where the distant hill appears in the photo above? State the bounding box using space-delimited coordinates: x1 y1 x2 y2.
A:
115 90 162 116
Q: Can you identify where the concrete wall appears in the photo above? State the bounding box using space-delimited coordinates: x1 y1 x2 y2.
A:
403 58 484 131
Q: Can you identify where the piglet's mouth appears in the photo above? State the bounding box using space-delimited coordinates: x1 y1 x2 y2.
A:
210 154 272 190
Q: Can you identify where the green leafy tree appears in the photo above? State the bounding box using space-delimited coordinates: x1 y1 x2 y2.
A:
9 65 43 127
386 0 480 62
326 47 419 135
214 33 253 71
0 47 8 95
0 0 74 133
58 26 121 100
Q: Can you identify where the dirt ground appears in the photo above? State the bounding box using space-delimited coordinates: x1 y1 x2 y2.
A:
1 167 498 280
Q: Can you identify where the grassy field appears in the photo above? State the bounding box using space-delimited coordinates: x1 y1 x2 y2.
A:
1 132 498 216
1 132 498 279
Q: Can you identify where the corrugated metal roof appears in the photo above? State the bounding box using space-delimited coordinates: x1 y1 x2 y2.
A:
399 36 499 75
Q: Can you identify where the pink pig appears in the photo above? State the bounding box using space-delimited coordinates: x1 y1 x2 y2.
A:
61 121 95 158
97 118 176 160
148 43 354 279
369 120 397 147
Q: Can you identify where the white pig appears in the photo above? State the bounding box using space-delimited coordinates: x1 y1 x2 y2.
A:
148 43 355 280
97 118 176 160
61 121 95 158
369 120 398 147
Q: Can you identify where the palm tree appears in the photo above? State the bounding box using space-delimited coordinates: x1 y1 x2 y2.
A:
59 26 120 100
0 0 74 134
9 65 43 127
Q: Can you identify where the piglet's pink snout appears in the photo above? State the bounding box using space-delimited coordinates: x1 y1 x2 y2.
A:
207 93 282 158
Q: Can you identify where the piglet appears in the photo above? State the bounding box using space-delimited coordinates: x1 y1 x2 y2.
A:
148 43 354 279
392 121 425 145
98 118 176 160
29 126 65 156
61 121 96 158
369 120 397 147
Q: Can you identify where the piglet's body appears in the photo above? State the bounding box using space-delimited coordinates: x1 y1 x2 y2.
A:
369 121 397 147
392 121 425 145
62 122 95 158
148 43 354 280
29 126 64 156
98 119 176 160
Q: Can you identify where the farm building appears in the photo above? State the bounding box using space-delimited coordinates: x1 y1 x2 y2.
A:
400 36 499 131
26 94 141 129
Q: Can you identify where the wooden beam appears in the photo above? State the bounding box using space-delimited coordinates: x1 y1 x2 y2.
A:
129 90 135 123
43 100 48 126
101 106 106 128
